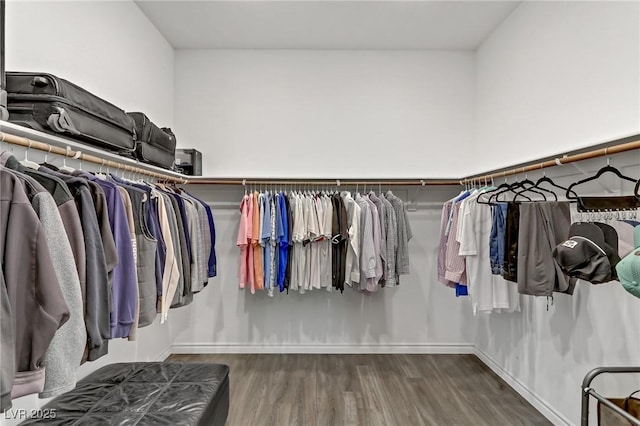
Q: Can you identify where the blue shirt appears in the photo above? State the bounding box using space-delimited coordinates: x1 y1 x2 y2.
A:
277 193 288 291
261 192 272 288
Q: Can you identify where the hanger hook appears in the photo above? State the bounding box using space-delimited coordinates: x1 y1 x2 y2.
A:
604 147 610 166
24 140 33 161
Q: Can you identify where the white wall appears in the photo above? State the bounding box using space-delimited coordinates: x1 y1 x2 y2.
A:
170 185 476 353
5 0 174 125
3 1 174 423
473 0 640 176
173 50 475 178
473 2 640 425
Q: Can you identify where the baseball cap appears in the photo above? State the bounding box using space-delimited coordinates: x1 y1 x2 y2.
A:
552 222 615 284
616 248 640 298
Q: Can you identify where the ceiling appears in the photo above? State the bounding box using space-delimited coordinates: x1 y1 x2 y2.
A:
136 1 521 50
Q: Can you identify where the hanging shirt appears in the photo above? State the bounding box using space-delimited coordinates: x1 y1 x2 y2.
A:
437 200 455 287
155 192 180 323
321 194 333 290
382 197 398 287
356 194 376 292
277 193 289 292
269 193 278 293
261 192 273 290
364 196 383 292
369 192 387 285
444 198 468 285
289 193 302 292
386 191 413 280
458 191 520 314
309 195 323 290
252 192 264 290
184 190 216 278
236 195 250 290
301 194 313 293
247 192 255 294
342 192 361 288
283 193 294 291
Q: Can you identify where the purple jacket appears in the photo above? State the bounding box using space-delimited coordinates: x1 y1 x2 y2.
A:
85 175 137 339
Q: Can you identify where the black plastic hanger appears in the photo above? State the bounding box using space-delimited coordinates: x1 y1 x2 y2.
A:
566 164 637 200
477 180 510 205
514 176 561 201
488 179 533 203
535 175 568 193
512 178 552 201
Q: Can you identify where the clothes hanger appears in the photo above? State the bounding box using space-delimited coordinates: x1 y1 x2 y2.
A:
19 141 40 170
477 172 513 205
513 170 555 201
529 165 569 199
58 147 76 172
566 153 637 200
488 172 534 203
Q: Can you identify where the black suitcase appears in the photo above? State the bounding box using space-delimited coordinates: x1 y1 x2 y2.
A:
128 112 176 170
0 0 8 121
175 148 202 176
5 72 137 153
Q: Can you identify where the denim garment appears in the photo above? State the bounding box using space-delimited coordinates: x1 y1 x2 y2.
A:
490 202 508 275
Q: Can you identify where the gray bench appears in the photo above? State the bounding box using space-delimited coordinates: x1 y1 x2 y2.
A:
21 362 229 425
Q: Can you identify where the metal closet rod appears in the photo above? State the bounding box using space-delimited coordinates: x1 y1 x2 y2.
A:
0 131 188 184
463 136 640 184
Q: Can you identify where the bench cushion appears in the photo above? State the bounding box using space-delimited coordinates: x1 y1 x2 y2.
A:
20 362 229 426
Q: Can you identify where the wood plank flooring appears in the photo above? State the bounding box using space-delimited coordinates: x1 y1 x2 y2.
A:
167 353 551 426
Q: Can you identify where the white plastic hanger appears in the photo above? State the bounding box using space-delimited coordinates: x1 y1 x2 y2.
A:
95 159 108 180
20 141 40 170
59 147 77 172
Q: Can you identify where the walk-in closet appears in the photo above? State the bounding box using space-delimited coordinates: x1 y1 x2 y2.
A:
1 1 639 425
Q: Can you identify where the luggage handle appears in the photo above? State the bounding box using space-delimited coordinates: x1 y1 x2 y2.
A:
47 106 80 135
31 76 49 88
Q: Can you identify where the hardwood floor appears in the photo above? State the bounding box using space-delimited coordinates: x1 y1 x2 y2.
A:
167 353 551 426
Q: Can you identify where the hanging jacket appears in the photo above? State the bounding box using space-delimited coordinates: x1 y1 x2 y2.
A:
38 167 111 361
111 178 158 328
0 154 87 308
8 170 86 398
0 169 69 407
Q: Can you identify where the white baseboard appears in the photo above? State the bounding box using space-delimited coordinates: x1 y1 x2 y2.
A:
154 345 172 362
473 347 573 426
170 343 475 354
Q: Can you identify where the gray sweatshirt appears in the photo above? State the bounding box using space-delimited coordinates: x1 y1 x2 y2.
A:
30 188 86 398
